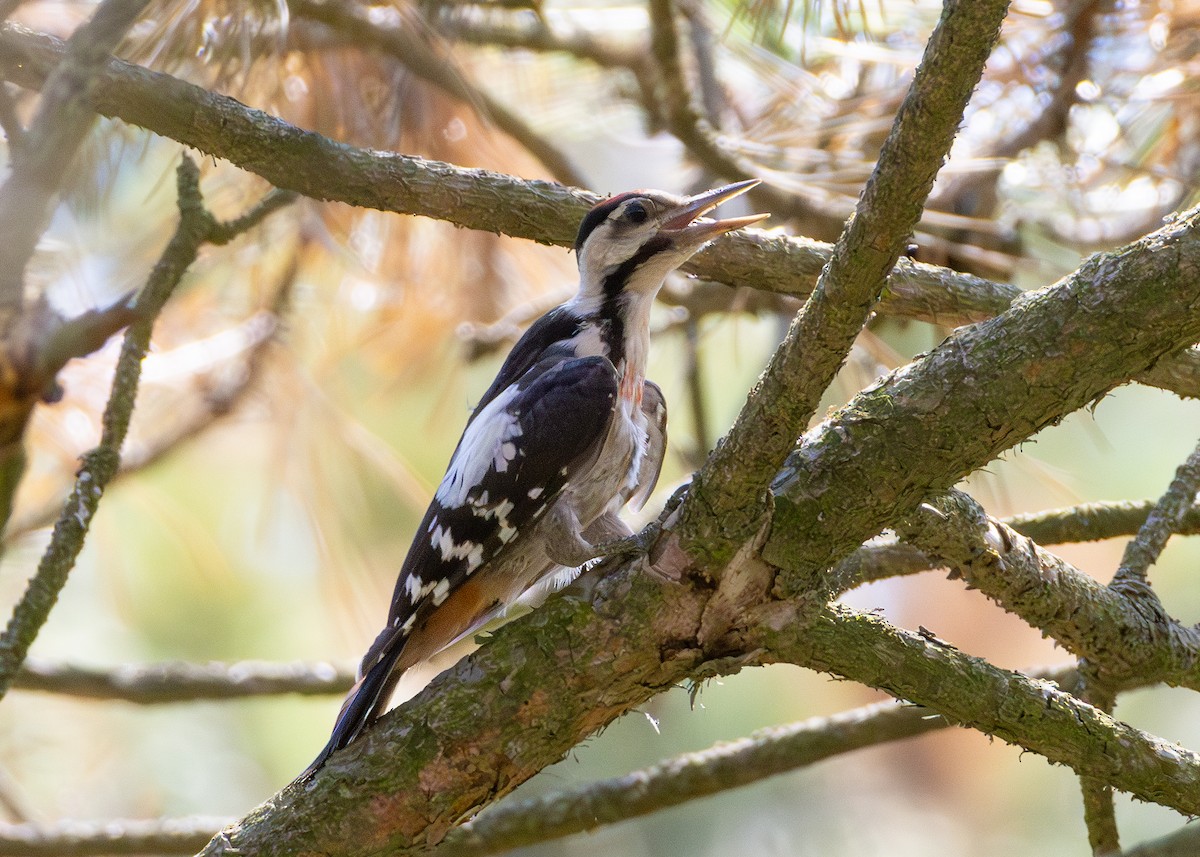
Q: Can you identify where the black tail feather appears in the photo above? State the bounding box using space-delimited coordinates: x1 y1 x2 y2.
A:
299 645 405 780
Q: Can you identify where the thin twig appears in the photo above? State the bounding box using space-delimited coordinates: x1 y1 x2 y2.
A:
439 15 643 70
0 0 150 310
290 0 586 186
0 158 295 700
1111 436 1200 591
895 491 1200 691
11 657 353 703
0 816 230 857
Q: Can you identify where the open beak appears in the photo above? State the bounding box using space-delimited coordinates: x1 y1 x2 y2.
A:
660 179 769 247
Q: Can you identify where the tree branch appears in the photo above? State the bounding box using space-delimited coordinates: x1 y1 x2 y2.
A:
676 0 1011 569
1112 435 1200 590
740 601 1200 817
895 491 1200 690
444 661 1087 857
3 22 1200 402
0 816 229 857
0 0 149 311
11 657 352 703
1005 499 1200 546
0 158 295 700
1078 682 1121 856
765 201 1200 591
441 699 947 856
834 499 1200 590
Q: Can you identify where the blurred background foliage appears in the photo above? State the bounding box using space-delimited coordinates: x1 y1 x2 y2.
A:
1 0 1199 853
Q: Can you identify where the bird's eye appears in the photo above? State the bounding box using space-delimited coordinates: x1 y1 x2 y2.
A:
625 201 648 224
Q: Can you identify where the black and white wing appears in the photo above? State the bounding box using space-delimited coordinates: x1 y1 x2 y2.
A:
303 354 619 775
386 354 618 633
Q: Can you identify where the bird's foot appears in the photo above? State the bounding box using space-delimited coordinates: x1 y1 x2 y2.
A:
586 520 662 565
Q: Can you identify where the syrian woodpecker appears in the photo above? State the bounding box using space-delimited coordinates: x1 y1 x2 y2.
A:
304 179 766 777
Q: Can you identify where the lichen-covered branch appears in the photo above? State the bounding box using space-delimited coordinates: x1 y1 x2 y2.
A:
1005 499 1200 545
441 699 949 857
739 602 1200 816
676 0 1011 571
1078 683 1120 856
895 491 1200 690
198 548 1200 857
766 202 1200 591
444 661 1086 856
836 499 1200 590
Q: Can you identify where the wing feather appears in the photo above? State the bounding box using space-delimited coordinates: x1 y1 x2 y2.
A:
628 380 668 511
363 355 619 675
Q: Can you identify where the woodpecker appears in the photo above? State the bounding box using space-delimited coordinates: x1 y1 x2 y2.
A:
304 179 766 778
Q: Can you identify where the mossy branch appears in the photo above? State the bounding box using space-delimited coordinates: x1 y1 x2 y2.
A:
897 491 1200 689
677 0 1012 570
766 203 1200 591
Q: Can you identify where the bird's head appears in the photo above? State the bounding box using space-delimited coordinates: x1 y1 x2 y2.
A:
573 179 767 302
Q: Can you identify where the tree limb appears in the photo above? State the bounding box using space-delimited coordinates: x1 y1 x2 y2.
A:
766 202 1200 591
678 0 1012 570
0 816 229 857
11 657 353 703
440 699 955 857
0 158 295 700
188 153 1200 857
3 21 1200 401
739 601 1200 816
896 491 1200 690
0 0 149 311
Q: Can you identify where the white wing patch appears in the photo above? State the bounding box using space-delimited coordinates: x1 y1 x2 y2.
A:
401 570 460 607
435 385 524 506
429 524 485 571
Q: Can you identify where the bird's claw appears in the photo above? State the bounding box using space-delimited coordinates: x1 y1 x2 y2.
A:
588 520 662 564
